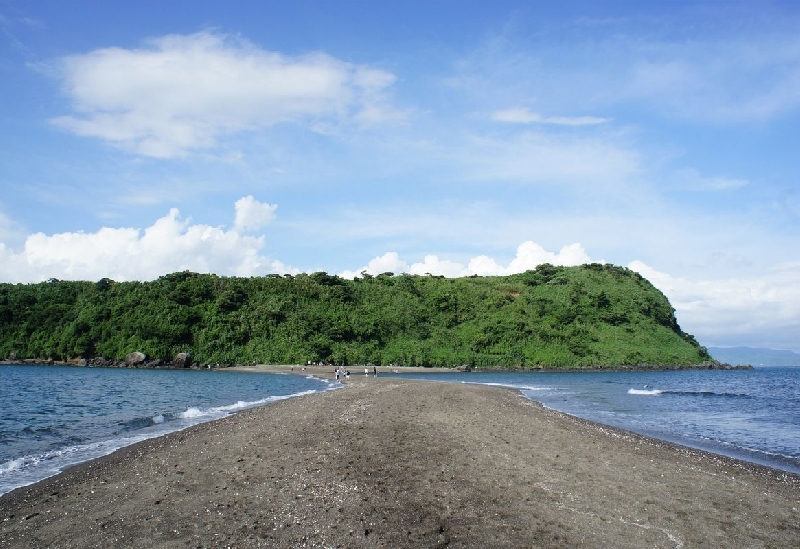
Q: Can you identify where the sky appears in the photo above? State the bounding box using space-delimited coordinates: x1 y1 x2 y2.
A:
1 1 799 352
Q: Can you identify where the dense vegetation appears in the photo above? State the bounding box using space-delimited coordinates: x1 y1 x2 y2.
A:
0 264 710 368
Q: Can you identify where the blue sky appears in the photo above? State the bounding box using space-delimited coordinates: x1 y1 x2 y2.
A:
1 1 799 352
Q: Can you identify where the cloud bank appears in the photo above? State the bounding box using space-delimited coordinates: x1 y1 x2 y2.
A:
628 261 800 350
0 198 288 282
339 242 592 279
50 31 401 157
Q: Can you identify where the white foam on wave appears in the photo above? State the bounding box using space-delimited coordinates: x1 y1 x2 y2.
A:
0 456 26 474
308 374 346 389
483 382 553 391
451 379 555 393
179 407 206 419
152 414 165 424
0 433 154 496
628 388 663 395
176 389 322 421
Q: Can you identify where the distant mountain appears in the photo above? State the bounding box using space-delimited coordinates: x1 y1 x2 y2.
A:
708 347 800 367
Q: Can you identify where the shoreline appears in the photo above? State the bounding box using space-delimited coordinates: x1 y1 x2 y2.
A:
2 359 753 373
2 377 798 547
2 364 792 497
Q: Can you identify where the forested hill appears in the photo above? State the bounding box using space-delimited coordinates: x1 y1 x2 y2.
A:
0 263 711 368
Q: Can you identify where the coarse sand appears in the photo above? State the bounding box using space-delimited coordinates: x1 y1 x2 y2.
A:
1 374 798 548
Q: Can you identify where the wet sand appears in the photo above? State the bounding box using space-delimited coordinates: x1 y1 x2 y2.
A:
1 376 798 548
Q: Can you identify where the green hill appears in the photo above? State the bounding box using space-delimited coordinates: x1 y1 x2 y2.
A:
0 263 710 368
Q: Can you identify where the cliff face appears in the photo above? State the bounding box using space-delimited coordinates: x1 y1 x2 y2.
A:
0 264 709 368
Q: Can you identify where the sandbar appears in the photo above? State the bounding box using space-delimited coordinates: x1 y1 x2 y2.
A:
1 377 798 547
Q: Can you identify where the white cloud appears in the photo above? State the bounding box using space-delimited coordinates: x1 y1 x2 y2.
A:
0 198 290 282
234 195 277 232
407 255 469 278
50 31 401 157
338 252 409 279
629 260 800 350
492 107 609 126
339 241 592 279
466 255 506 276
508 242 591 271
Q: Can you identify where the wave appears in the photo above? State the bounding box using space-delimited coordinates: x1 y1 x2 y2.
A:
114 389 324 434
20 425 62 437
482 382 554 391
672 390 750 398
628 388 663 395
628 388 751 398
0 433 154 496
118 416 165 432
177 390 320 420
0 386 326 497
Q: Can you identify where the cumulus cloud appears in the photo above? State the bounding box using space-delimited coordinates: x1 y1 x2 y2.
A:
629 260 800 349
338 241 592 279
234 195 277 232
492 107 609 126
0 198 290 282
50 31 401 157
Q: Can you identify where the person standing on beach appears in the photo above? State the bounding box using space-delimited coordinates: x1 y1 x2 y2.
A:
373 366 377 377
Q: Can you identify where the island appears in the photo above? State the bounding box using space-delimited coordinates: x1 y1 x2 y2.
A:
0 263 713 369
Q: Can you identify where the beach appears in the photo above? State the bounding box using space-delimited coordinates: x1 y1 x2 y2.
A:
1 375 798 548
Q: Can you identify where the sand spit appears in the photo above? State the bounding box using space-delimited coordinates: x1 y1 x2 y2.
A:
1 377 798 548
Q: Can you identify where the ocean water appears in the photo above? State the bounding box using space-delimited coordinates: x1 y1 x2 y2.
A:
387 366 800 476
0 365 337 496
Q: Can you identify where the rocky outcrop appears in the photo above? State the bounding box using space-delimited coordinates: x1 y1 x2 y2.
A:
125 351 147 367
1 351 234 370
81 355 206 369
174 352 192 368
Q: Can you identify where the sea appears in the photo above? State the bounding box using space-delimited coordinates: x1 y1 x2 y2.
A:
1 364 798 496
0 365 338 496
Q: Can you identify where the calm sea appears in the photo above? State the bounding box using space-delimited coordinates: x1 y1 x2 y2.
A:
387 366 800 476
0 365 337 496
